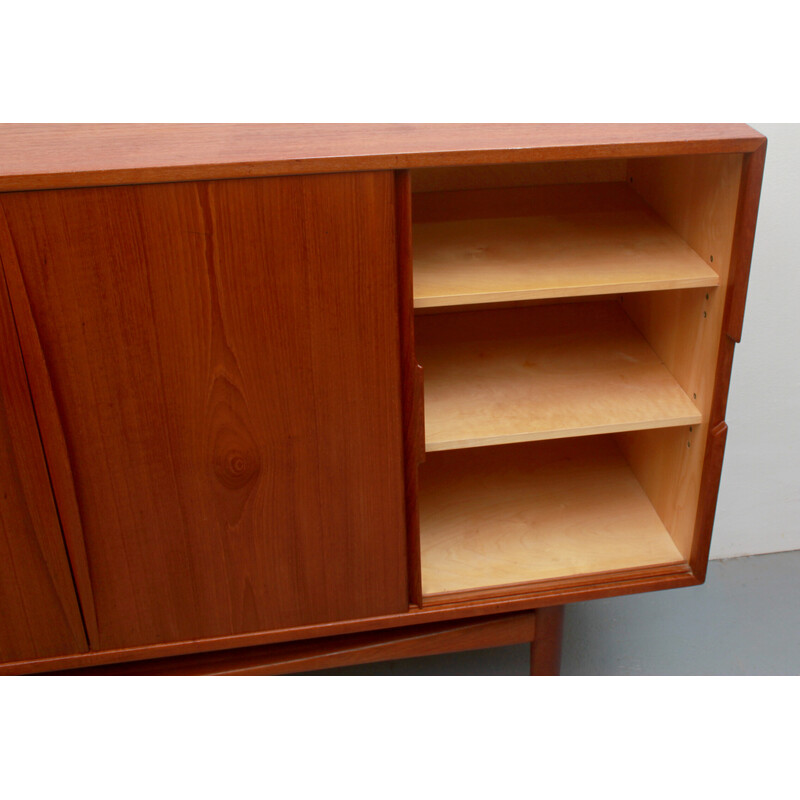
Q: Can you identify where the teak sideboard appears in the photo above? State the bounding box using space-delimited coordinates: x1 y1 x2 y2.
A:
0 124 766 675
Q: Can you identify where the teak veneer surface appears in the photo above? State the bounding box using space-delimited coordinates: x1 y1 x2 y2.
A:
413 185 719 308
416 302 702 452
0 124 765 191
0 172 408 651
419 438 684 595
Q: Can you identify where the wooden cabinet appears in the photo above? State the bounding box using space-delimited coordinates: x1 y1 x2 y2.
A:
0 125 766 674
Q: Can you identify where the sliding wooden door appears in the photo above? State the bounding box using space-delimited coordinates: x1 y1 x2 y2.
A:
0 172 408 651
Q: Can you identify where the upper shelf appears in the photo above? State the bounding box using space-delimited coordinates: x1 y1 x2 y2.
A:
412 184 720 309
416 301 702 452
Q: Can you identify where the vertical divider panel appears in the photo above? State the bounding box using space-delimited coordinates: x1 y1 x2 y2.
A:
395 170 424 607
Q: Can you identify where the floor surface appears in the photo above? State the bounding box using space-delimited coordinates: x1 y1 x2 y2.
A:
306 551 800 675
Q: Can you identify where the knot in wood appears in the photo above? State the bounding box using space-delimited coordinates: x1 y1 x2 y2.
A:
213 445 259 490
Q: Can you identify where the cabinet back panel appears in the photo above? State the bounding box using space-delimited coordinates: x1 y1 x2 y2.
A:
1 173 408 651
412 182 640 225
410 160 629 193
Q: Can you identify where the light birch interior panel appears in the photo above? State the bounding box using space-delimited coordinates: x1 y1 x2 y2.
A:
419 437 684 595
413 186 719 309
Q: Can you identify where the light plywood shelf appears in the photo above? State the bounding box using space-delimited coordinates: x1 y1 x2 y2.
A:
420 437 685 596
416 301 702 452
412 190 720 309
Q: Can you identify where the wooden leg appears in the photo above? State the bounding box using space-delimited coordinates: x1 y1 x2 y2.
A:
530 606 565 676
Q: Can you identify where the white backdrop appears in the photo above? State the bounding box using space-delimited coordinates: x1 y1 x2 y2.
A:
712 123 800 558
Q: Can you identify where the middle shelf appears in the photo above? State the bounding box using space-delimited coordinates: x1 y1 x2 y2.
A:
416 300 701 452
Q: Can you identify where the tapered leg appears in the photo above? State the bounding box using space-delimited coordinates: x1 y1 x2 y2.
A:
530 606 565 676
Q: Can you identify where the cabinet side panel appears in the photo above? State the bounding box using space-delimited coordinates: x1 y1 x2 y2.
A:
618 154 742 559
1 173 408 650
0 266 87 661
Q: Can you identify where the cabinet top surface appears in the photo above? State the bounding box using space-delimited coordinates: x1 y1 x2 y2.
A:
0 123 765 192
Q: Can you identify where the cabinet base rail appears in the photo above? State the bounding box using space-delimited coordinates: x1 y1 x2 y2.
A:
45 609 563 676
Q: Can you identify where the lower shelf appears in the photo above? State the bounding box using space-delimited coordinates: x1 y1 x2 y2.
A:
419 436 684 596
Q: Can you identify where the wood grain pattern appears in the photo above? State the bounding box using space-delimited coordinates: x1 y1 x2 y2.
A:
49 611 538 675
0 264 87 661
413 186 719 309
419 438 683 595
416 302 701 452
0 172 408 651
0 124 765 192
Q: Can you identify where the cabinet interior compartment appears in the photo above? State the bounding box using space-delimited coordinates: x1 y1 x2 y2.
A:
411 162 721 310
415 294 707 598
416 300 701 452
419 435 686 596
407 153 744 602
